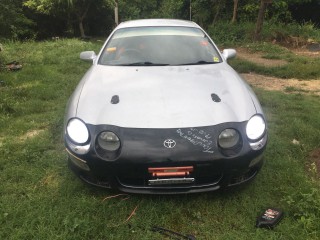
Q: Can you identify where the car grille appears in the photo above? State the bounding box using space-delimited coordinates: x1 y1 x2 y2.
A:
117 174 223 189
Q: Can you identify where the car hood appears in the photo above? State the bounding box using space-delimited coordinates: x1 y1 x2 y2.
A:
75 64 257 128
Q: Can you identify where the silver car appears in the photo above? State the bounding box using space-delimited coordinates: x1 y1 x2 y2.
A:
64 19 267 194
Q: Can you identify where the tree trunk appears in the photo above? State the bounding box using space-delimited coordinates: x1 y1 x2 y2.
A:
212 3 221 24
254 0 271 41
77 1 92 38
114 0 119 26
231 0 239 23
79 20 85 38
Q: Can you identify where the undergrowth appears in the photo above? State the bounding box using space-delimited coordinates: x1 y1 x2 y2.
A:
208 21 320 46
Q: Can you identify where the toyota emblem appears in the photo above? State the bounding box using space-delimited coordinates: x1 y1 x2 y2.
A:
164 139 176 148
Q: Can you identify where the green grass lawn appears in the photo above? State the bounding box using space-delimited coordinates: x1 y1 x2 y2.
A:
0 39 320 239
229 43 320 80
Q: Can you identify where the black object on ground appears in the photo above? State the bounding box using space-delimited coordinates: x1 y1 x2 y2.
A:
151 226 196 240
256 208 284 229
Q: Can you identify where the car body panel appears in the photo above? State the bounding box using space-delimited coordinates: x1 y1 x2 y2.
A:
73 64 257 128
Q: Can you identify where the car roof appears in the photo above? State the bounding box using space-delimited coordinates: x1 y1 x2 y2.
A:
116 19 201 29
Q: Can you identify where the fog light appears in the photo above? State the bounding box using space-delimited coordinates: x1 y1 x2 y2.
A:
219 129 240 149
97 131 121 151
249 135 267 151
66 139 90 154
67 149 90 171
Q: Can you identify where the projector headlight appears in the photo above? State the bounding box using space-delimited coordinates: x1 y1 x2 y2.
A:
66 118 89 144
246 115 266 141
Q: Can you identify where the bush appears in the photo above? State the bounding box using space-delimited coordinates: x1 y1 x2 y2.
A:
208 21 255 45
208 21 320 47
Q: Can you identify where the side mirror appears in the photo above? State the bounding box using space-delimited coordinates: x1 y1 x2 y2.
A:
222 49 237 60
80 51 97 62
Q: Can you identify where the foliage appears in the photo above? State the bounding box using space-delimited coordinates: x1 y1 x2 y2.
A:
23 0 55 14
1 0 320 40
117 0 159 21
208 19 320 46
0 0 35 40
273 21 320 41
191 0 228 28
116 0 190 21
157 0 189 19
233 0 313 24
208 21 255 45
282 187 320 233
24 0 113 37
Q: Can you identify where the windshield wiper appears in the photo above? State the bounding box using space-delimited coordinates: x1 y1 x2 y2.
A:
119 62 169 66
178 60 220 66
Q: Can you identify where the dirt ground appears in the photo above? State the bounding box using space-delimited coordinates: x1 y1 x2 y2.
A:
236 48 288 67
236 48 320 95
242 73 320 95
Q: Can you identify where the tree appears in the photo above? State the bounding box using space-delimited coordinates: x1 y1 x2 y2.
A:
158 0 189 20
113 0 119 26
231 0 239 23
0 0 35 40
212 0 226 24
117 0 162 21
71 0 93 38
191 0 228 28
24 0 112 38
252 0 311 40
254 0 272 40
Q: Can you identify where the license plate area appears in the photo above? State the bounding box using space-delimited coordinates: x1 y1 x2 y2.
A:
148 166 194 185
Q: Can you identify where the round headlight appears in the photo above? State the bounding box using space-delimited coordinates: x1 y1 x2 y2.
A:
219 129 240 149
97 131 120 151
246 115 266 141
66 118 89 144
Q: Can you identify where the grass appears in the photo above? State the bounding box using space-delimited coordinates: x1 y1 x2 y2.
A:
1 39 320 239
228 42 320 80
209 21 320 80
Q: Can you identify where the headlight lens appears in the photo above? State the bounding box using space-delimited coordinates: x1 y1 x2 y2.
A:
66 118 89 144
246 115 266 140
97 131 121 151
219 129 240 149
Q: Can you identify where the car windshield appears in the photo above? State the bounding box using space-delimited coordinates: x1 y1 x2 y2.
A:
98 26 222 66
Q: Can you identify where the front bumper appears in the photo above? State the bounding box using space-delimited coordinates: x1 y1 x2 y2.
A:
65 123 267 194
68 152 264 194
